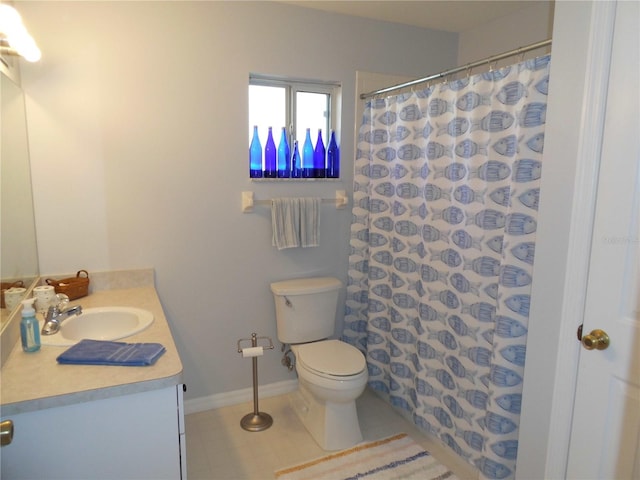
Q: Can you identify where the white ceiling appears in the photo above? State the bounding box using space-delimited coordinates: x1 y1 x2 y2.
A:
282 1 548 33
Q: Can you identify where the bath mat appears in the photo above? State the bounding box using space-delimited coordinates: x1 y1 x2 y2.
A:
274 432 458 480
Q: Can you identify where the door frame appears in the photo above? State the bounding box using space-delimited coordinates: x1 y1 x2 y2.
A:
517 1 618 479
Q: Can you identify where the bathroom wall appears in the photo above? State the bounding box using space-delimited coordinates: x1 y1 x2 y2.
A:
18 1 458 402
457 1 554 65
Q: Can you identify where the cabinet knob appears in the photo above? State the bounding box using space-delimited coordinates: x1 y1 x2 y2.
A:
1 420 14 446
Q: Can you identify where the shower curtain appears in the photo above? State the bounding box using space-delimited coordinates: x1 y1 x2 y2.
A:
343 55 550 480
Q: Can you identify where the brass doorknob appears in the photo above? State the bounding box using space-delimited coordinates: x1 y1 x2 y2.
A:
581 329 610 350
0 420 14 446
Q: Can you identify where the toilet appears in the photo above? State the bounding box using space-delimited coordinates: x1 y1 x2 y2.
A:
271 277 368 451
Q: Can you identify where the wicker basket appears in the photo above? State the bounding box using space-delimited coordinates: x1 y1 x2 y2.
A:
46 270 90 300
1 280 25 308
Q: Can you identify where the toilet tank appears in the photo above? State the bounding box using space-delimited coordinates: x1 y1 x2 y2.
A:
271 277 342 344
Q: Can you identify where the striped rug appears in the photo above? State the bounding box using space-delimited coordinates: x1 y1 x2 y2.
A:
274 433 459 480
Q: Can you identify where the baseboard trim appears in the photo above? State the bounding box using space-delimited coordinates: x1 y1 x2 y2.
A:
184 379 298 415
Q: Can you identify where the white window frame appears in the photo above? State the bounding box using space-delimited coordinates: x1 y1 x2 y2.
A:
249 74 340 149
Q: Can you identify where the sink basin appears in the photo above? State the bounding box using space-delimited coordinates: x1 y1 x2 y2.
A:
40 306 154 346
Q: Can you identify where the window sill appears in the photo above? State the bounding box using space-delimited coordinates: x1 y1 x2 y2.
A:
250 178 342 182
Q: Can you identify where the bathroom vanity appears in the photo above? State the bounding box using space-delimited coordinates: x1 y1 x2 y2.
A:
0 272 185 479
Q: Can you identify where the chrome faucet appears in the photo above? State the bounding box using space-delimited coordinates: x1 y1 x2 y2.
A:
41 304 83 335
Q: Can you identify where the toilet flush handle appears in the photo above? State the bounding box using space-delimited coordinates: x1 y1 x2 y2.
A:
284 296 293 308
1 420 14 446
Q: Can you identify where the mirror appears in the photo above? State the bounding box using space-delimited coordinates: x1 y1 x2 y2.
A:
1 63 40 328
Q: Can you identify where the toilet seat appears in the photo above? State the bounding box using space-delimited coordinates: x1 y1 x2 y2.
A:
294 340 366 379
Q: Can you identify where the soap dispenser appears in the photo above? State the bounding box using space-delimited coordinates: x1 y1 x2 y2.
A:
20 297 40 352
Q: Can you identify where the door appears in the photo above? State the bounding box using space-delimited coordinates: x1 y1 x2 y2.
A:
566 1 640 478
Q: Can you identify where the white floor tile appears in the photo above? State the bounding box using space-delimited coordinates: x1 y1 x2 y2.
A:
185 388 479 479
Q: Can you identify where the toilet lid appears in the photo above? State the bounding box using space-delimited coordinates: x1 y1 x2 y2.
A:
296 340 366 377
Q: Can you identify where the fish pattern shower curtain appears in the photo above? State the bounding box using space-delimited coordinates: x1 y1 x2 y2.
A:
343 55 551 480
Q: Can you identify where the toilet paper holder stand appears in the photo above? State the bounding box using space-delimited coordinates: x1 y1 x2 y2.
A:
237 333 275 432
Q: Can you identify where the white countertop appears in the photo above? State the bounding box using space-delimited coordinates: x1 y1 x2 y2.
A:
0 286 183 416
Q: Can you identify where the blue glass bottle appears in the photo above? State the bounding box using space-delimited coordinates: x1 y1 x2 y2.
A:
264 127 277 178
277 127 290 178
313 129 326 178
302 128 314 179
291 141 302 178
326 130 340 178
249 126 262 178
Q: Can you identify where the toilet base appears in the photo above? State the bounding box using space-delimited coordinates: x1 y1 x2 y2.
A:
290 384 364 451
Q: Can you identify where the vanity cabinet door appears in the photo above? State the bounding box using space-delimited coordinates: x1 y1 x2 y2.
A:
1 385 183 479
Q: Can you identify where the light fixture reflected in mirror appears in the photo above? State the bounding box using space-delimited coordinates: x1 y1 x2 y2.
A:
0 4 41 62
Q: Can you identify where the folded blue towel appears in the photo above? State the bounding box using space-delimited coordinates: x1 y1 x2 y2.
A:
57 339 166 366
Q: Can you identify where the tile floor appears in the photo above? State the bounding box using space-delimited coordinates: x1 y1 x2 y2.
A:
185 388 478 479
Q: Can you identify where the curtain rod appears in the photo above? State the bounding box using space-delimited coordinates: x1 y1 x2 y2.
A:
360 38 552 100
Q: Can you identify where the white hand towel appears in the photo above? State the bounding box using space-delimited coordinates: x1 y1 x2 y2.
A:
271 198 300 250
300 197 320 248
271 197 320 250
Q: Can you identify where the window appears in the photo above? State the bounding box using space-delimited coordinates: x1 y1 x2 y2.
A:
249 75 340 179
